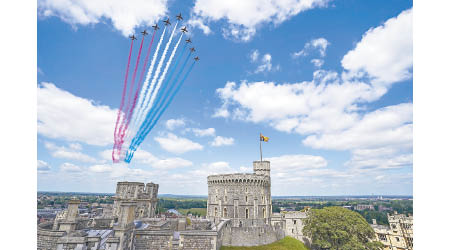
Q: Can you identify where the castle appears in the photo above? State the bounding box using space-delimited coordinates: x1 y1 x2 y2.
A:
37 160 307 250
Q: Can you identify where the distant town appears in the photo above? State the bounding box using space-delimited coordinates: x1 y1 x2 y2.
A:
38 191 412 227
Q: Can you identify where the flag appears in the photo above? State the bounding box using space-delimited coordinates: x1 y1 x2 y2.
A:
260 134 269 142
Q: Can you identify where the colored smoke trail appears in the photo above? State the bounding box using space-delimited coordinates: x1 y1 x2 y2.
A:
131 22 179 143
117 30 156 154
120 27 166 158
127 45 188 154
126 60 196 162
130 33 184 151
116 34 146 153
128 27 167 141
112 39 134 163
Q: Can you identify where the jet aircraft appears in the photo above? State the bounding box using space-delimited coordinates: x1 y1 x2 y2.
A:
181 26 188 33
141 30 148 36
185 38 192 43
129 35 137 40
152 24 159 30
194 56 200 61
164 18 171 26
176 13 183 20
190 47 196 53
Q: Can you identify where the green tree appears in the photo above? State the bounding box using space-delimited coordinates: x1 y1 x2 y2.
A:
303 206 383 250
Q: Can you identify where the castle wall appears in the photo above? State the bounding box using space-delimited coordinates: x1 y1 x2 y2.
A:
37 223 66 250
223 224 284 247
284 211 308 242
134 230 173 250
113 182 159 219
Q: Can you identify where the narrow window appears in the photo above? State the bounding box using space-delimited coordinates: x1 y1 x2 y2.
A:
223 207 228 217
245 196 248 202
246 208 249 219
214 207 218 217
294 220 297 224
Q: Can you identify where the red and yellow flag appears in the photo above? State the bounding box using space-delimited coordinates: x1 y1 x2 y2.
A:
260 133 269 142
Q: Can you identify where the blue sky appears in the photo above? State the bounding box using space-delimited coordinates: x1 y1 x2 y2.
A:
37 0 413 196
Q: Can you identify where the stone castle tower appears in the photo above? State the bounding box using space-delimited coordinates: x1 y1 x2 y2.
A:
113 181 159 220
207 161 272 227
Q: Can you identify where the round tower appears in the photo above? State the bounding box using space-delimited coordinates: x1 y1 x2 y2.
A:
253 161 270 177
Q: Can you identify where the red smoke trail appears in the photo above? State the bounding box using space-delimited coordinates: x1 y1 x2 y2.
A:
112 39 134 163
118 31 157 152
117 35 146 156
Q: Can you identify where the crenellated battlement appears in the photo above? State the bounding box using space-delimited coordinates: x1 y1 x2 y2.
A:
207 173 270 186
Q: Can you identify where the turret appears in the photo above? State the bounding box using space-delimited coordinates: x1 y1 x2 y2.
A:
253 161 270 177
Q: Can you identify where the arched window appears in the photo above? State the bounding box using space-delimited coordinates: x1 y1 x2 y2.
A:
246 208 249 219
245 196 248 202
214 207 218 217
223 207 228 217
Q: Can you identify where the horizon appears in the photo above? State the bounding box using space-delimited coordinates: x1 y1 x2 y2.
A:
37 190 413 198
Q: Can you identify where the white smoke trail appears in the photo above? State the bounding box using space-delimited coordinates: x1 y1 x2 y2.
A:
121 23 178 158
129 27 167 135
119 27 167 157
133 22 178 134
129 34 184 148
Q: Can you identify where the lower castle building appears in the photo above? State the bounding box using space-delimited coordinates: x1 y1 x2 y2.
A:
37 160 306 250
112 181 158 219
371 212 413 250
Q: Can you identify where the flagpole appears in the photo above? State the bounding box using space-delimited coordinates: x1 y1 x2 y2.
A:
260 133 262 162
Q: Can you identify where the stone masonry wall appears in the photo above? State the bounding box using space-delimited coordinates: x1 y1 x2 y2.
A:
37 226 66 250
224 224 284 247
134 230 173 250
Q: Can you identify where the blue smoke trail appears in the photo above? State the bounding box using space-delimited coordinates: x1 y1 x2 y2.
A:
125 53 192 162
125 60 196 163
130 42 187 150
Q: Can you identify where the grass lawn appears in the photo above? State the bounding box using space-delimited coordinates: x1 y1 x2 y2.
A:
220 236 309 250
177 208 207 216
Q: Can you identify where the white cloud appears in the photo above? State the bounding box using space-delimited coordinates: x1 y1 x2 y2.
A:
214 76 380 133
292 38 330 58
38 0 169 36
87 162 157 181
210 136 235 147
154 133 203 154
341 8 412 85
89 164 113 173
191 0 329 41
38 160 51 173
44 142 98 163
311 58 324 67
166 119 185 130
214 78 412 170
249 50 279 74
60 162 83 173
239 166 252 172
191 161 235 177
303 103 413 151
187 17 212 35
250 50 259 62
268 154 327 173
189 127 216 137
100 149 193 169
38 82 116 146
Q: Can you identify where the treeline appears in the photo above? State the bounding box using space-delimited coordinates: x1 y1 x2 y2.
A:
157 198 207 211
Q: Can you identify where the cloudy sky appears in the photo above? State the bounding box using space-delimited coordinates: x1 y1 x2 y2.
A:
37 0 413 196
